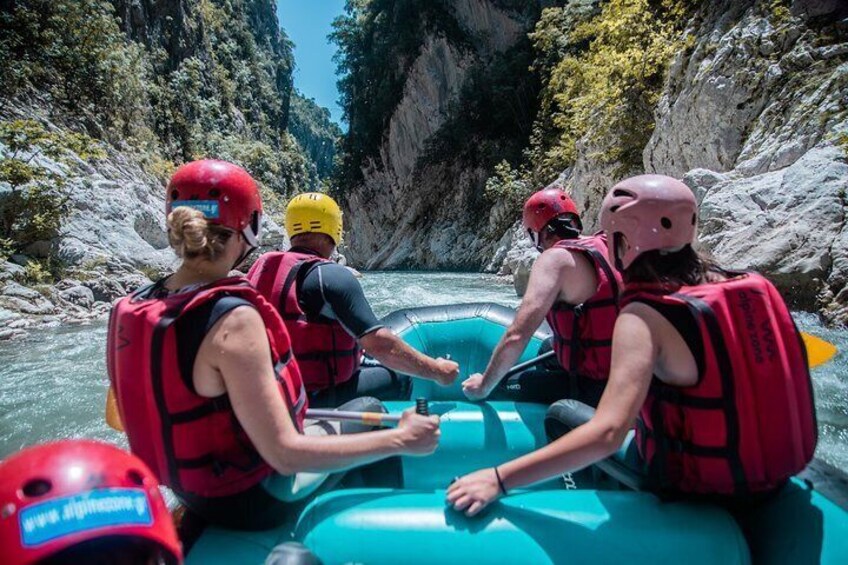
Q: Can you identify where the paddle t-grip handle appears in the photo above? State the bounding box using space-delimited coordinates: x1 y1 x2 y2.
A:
415 397 429 416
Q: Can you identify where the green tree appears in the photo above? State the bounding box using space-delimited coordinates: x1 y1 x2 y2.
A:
0 120 104 261
527 0 696 180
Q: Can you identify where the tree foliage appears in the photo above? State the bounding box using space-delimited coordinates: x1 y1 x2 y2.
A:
289 92 343 188
0 120 105 261
526 0 696 180
330 0 468 189
0 0 323 200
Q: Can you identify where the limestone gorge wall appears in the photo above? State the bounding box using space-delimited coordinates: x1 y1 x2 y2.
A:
649 0 848 322
341 0 539 269
342 0 848 321
561 0 848 320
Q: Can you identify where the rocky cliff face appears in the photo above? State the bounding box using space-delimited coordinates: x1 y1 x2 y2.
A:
0 104 287 340
341 1 540 270
496 0 848 321
0 0 304 338
645 0 848 320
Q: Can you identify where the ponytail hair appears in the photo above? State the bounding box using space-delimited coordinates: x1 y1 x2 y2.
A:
624 244 726 286
167 207 233 261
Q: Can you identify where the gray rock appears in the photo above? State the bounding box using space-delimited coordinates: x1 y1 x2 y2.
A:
497 226 538 297
0 261 25 282
0 306 21 323
0 295 56 316
22 240 53 258
2 282 44 301
696 144 847 309
58 285 96 308
82 276 129 303
0 328 27 341
9 254 31 267
116 273 153 294
683 169 732 203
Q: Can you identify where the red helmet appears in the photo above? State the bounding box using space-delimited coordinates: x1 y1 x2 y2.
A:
166 159 263 247
600 174 697 271
0 440 182 565
522 189 581 250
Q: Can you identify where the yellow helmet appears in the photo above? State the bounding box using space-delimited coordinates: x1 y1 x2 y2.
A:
285 192 343 245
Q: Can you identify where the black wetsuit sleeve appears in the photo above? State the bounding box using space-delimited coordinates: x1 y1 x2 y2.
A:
298 262 383 339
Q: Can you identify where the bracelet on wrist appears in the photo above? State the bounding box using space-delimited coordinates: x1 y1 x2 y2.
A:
493 466 508 496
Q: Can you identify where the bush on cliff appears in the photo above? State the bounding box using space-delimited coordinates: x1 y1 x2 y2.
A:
0 0 320 204
0 120 104 265
526 0 696 181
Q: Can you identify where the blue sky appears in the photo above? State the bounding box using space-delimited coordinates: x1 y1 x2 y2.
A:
277 0 347 125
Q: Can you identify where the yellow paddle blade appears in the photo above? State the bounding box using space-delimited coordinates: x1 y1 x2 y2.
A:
105 386 125 432
802 332 838 369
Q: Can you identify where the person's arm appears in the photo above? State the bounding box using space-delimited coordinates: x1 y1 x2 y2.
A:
312 264 459 385
360 328 458 385
204 306 440 475
462 248 578 400
447 306 657 516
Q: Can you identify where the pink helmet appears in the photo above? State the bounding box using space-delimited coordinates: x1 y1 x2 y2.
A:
0 440 182 564
600 174 697 271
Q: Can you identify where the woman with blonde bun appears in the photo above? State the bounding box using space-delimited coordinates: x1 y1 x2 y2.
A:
106 160 439 530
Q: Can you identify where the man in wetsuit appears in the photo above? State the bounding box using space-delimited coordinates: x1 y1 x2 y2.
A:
248 193 459 407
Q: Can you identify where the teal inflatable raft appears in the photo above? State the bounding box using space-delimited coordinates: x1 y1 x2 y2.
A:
187 303 848 564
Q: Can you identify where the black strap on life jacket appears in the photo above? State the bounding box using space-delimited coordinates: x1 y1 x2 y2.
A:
640 292 748 496
551 244 620 379
149 290 268 490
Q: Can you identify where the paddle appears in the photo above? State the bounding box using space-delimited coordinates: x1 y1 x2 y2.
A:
502 350 556 379
801 332 838 368
105 386 124 432
304 397 429 426
106 330 837 433
105 389 433 432
505 332 837 376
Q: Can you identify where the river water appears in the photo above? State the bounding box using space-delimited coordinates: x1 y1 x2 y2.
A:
1 272 847 474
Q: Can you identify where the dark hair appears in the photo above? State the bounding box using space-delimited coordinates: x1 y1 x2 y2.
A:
624 245 725 286
546 213 582 240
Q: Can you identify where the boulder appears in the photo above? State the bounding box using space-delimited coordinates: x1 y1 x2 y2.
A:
693 144 847 309
0 261 25 282
82 276 128 303
58 285 96 309
0 282 56 315
498 229 538 297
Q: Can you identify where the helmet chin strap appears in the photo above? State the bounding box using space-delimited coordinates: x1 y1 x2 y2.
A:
232 222 261 270
528 229 543 253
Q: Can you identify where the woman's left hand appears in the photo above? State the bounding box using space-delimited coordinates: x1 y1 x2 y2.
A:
446 467 503 516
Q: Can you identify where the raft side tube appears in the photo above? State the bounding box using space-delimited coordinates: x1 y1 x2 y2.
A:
295 489 751 565
381 303 552 400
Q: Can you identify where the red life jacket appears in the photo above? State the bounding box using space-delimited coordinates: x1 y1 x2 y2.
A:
624 272 817 495
247 251 362 392
545 233 622 380
106 277 308 498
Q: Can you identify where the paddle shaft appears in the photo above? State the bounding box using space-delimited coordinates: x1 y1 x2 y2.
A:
502 350 557 379
305 409 401 425
305 397 428 426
